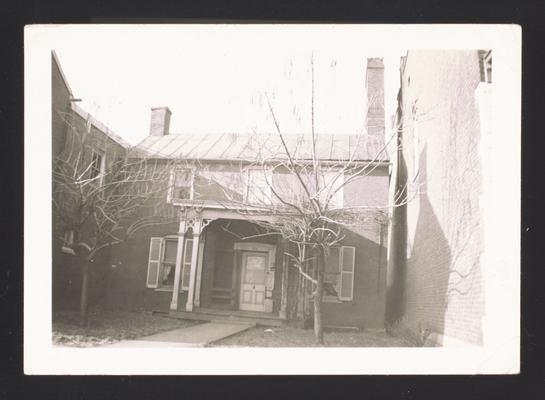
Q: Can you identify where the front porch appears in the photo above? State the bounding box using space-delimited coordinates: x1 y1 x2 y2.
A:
164 207 290 323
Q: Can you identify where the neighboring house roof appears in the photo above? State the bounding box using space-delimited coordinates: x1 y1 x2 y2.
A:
71 103 131 149
131 133 389 163
52 50 130 149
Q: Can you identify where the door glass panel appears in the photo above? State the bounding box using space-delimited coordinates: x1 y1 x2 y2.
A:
244 255 266 284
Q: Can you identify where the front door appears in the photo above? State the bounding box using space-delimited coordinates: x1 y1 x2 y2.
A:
239 251 268 312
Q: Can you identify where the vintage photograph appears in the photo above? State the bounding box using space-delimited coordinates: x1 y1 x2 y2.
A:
25 25 520 374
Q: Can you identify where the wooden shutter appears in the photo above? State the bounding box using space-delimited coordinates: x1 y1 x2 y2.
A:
181 238 193 290
146 237 163 288
339 246 355 301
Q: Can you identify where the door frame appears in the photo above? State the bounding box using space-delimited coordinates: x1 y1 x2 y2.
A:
239 251 268 312
234 242 276 313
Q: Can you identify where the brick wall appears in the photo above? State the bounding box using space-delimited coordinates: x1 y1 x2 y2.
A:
51 53 129 312
388 51 486 345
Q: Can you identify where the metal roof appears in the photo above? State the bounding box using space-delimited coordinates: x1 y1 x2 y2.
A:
131 133 389 163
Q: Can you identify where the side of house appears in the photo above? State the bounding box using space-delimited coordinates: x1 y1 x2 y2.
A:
52 51 129 311
386 50 496 346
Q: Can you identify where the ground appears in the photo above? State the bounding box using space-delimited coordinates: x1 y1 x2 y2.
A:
211 326 415 347
52 310 199 347
53 311 414 347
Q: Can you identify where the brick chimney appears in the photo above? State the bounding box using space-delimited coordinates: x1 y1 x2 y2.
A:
365 58 385 141
149 106 172 136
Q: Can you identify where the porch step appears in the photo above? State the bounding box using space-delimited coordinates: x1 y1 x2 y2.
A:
167 310 286 327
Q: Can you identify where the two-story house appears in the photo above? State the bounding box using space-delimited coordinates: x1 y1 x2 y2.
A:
100 59 391 329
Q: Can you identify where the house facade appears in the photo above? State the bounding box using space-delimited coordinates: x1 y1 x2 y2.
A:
103 106 390 328
385 50 504 346
52 55 391 329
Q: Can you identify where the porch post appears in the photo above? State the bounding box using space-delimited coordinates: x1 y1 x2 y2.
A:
185 220 202 312
194 236 205 308
170 220 187 311
279 249 289 320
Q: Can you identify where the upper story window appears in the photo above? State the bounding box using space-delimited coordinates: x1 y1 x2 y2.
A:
319 170 344 209
479 50 492 83
168 168 194 202
90 150 105 186
246 168 272 205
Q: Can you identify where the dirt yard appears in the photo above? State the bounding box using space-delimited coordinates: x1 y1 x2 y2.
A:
52 310 199 347
211 326 415 347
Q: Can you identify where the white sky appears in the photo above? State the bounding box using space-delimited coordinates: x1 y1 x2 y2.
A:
52 25 404 146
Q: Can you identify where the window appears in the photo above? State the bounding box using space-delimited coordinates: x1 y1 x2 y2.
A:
319 171 344 209
168 168 193 202
160 239 178 287
323 246 355 302
146 236 193 291
61 229 76 255
324 247 340 299
246 168 272 204
479 50 492 83
90 150 105 185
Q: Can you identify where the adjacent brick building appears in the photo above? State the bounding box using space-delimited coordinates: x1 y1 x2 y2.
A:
386 50 495 346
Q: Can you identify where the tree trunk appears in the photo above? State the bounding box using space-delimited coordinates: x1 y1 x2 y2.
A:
313 248 325 344
80 259 90 326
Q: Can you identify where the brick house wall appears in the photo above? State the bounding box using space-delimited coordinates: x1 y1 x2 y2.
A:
51 52 128 311
387 50 487 345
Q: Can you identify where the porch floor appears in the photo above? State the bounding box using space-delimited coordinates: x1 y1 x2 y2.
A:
166 307 286 327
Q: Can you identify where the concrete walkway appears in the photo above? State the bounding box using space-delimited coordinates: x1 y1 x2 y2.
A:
103 321 255 348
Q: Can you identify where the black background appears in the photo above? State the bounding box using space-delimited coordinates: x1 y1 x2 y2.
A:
2 0 543 398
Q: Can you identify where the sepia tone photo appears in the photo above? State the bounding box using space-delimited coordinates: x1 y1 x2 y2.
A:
25 25 520 374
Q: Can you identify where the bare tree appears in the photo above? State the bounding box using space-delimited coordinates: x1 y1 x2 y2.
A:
201 57 418 343
53 111 176 325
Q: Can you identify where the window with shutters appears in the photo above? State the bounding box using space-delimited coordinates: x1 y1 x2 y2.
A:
146 236 193 291
323 246 355 302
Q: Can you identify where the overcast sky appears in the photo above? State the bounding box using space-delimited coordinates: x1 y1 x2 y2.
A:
52 25 404 146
